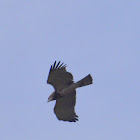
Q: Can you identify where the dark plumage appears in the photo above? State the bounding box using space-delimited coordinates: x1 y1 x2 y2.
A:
47 61 93 122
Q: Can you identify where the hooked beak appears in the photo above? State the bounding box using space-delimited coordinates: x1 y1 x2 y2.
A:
47 98 51 103
47 96 53 102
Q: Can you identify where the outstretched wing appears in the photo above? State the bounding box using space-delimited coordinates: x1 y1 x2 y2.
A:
54 90 78 122
47 61 73 91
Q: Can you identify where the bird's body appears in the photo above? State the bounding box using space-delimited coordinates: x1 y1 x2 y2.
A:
47 61 93 122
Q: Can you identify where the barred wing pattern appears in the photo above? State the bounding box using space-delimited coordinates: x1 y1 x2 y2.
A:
54 90 78 122
47 61 73 91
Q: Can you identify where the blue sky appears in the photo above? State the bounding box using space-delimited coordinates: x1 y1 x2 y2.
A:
0 0 140 140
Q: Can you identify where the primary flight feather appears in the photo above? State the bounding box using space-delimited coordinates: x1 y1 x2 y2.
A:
47 61 93 122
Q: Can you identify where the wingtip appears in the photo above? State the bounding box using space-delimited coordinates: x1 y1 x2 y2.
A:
52 61 56 69
48 61 67 76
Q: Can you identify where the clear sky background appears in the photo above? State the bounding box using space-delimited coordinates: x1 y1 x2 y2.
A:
0 0 140 140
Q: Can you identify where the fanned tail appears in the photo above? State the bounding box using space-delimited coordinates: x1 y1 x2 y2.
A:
75 74 93 88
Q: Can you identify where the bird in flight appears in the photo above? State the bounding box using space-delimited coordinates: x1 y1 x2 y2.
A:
47 61 93 122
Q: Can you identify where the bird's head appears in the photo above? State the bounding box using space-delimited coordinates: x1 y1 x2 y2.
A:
48 91 56 102
48 91 62 102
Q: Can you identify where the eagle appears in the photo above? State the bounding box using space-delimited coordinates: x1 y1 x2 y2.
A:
47 61 93 122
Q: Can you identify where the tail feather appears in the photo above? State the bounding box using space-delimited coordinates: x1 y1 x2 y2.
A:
75 74 93 88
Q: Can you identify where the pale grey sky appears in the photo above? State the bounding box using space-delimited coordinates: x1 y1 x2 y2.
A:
0 0 140 140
